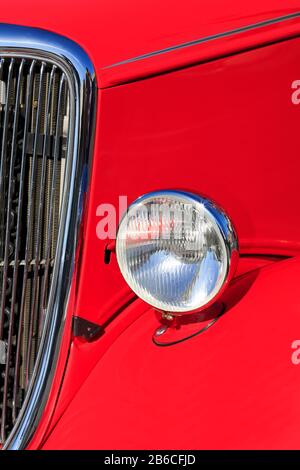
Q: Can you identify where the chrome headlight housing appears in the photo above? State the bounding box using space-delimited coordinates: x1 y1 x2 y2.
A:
116 191 238 314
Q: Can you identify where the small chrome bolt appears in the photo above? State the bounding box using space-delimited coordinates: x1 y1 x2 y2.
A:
161 312 174 321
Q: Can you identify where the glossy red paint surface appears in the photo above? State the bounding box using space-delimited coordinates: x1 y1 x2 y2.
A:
1 1 300 86
76 36 300 327
32 31 300 448
32 256 279 448
42 256 300 449
2 2 299 450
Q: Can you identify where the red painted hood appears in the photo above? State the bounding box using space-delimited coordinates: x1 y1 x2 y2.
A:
1 0 300 86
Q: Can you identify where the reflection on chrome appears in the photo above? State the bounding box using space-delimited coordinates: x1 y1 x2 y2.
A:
116 191 239 314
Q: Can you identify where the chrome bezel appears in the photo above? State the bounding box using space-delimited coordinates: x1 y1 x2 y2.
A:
116 190 239 314
0 24 97 450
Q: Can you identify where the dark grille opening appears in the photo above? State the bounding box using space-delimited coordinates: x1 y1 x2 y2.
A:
0 57 70 442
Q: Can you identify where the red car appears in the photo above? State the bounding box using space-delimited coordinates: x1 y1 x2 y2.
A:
0 0 300 451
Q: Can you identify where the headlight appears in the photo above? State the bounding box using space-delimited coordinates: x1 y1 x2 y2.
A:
116 190 238 314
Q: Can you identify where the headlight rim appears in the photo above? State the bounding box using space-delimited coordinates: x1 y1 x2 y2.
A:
116 189 239 315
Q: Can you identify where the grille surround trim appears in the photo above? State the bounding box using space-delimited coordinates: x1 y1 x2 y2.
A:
0 24 96 449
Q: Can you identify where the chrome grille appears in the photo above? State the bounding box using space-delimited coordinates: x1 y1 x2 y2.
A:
0 57 70 442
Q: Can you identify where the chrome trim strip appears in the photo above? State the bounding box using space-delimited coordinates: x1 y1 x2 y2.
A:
0 24 97 450
104 12 300 68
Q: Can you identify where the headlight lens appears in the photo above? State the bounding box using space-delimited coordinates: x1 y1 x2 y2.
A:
116 191 238 313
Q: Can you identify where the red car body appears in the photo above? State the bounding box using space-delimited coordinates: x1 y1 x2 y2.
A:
1 0 300 449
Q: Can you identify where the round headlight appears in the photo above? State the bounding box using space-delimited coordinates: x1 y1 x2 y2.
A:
116 191 238 314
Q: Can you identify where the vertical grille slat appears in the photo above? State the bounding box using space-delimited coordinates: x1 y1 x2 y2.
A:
0 56 70 442
24 62 46 387
12 60 35 423
0 59 15 339
26 64 57 381
0 59 24 442
39 74 65 338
